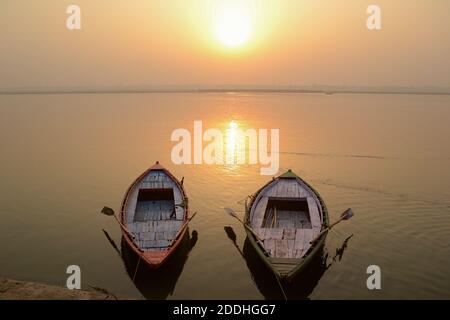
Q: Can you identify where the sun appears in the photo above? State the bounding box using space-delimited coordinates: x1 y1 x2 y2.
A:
214 2 253 48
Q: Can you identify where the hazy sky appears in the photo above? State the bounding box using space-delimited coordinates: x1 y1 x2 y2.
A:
1 0 449 89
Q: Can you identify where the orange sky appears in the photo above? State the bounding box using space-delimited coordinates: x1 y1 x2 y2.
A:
0 0 449 89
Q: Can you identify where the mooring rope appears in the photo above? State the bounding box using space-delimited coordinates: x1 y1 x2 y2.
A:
274 274 288 301
132 256 141 282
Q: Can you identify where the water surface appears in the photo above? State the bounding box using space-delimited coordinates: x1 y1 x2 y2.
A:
1 93 449 299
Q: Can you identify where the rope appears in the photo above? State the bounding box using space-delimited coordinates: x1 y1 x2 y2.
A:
132 256 141 282
274 274 288 301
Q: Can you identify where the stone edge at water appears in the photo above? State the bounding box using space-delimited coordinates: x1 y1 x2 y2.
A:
0 277 129 300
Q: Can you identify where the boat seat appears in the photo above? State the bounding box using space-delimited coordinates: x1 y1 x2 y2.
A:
128 220 184 251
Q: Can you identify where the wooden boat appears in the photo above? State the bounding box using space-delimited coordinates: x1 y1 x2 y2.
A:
120 161 189 269
244 169 329 282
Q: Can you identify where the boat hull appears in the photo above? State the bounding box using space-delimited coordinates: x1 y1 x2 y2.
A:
119 162 189 270
245 174 329 282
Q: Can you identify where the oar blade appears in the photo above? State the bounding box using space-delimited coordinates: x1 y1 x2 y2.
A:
101 206 115 216
341 208 354 220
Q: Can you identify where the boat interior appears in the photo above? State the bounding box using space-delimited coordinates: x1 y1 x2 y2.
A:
134 189 175 222
124 170 186 251
262 197 312 229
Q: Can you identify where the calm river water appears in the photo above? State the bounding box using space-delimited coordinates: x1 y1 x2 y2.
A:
1 92 449 299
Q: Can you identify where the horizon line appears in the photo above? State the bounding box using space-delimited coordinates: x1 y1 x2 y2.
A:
1 85 450 96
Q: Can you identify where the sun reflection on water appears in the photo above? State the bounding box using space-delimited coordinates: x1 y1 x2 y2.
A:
224 120 248 173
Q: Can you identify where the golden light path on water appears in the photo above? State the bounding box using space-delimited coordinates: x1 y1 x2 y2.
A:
224 120 249 173
194 119 254 176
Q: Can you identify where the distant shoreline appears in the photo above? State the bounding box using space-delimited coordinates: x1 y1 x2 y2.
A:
1 87 450 96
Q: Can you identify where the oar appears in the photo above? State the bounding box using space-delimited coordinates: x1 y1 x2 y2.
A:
101 206 136 241
224 208 264 244
223 207 273 259
310 208 354 245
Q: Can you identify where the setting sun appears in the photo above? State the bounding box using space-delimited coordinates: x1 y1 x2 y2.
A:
214 2 253 48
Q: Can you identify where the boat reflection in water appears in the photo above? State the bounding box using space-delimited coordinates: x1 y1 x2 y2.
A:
242 237 328 299
225 226 352 300
120 229 198 300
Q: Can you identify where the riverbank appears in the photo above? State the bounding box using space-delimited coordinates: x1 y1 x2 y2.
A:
0 277 122 300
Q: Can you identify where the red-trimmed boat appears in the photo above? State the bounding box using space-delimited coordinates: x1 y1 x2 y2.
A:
120 162 190 269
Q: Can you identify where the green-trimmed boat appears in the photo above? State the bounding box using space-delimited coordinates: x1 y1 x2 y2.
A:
244 170 329 282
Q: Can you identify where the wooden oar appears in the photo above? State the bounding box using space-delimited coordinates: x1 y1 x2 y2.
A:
310 208 354 245
224 207 264 243
101 206 136 241
101 228 142 280
223 207 273 258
